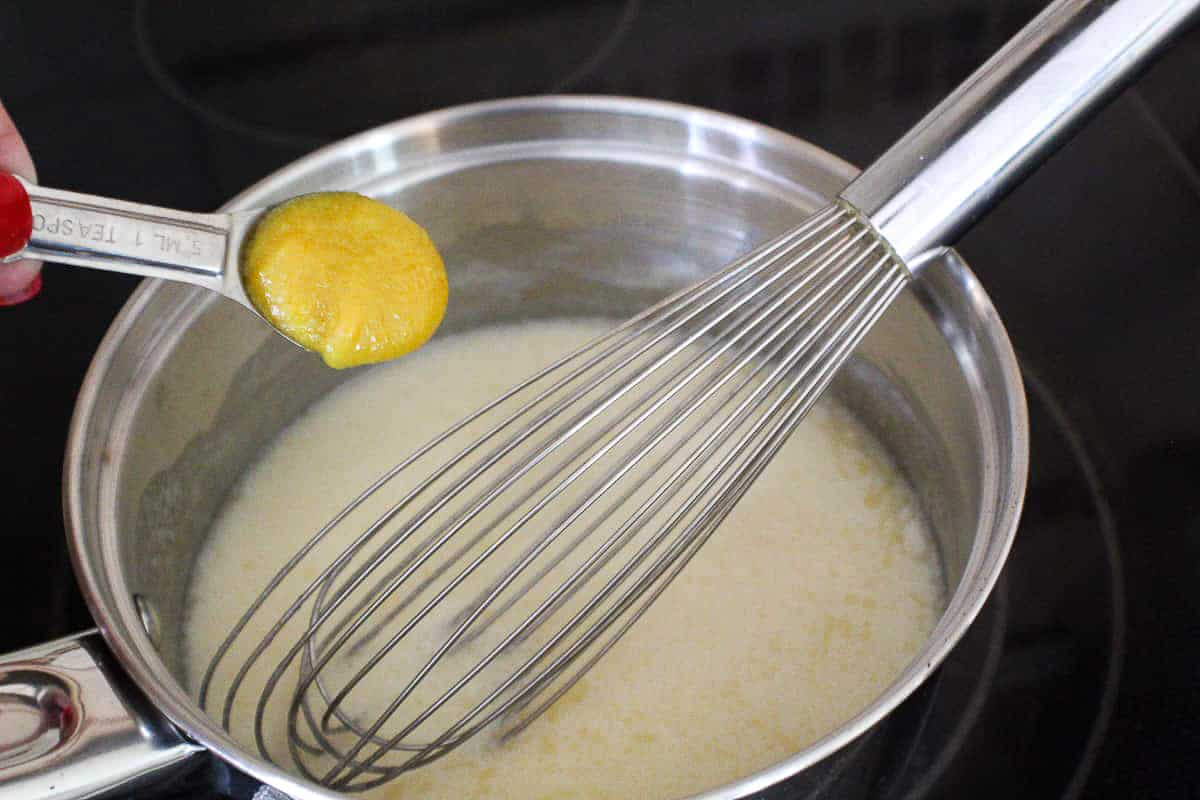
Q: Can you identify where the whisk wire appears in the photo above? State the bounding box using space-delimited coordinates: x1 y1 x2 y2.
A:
196 203 839 714
324 239 907 788
303 218 881 761
494 250 910 743
324 224 898 784
210 205 847 733
252 210 857 751
201 202 912 790
304 232 883 782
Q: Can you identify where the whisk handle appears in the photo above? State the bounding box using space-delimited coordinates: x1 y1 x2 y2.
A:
840 0 1200 265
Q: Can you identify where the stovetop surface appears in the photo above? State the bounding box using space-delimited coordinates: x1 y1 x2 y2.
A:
2 2 1198 797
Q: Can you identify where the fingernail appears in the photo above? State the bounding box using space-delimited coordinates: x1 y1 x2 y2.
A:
0 271 42 306
0 173 33 259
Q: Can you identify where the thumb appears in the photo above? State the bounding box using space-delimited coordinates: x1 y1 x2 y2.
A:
0 99 41 306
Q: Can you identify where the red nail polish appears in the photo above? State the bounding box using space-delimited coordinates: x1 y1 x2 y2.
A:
0 172 33 260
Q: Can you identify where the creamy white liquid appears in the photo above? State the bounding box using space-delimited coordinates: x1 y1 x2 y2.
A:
185 319 944 799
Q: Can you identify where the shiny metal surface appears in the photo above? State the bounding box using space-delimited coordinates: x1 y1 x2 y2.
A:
50 96 1027 799
199 0 1200 785
841 0 1200 263
0 632 200 800
3 176 277 337
198 202 912 791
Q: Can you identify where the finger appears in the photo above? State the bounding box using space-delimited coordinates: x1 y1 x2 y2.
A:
0 260 40 305
0 99 42 305
0 101 36 182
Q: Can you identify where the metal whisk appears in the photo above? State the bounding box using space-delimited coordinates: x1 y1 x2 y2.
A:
199 0 1198 790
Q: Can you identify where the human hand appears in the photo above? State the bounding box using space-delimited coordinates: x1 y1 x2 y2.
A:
0 100 40 305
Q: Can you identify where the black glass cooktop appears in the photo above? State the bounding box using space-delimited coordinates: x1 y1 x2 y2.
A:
2 2 1199 797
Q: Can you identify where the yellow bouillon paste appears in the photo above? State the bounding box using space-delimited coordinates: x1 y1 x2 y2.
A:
241 192 447 369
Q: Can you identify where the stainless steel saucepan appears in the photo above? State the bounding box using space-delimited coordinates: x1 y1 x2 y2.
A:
0 96 1026 799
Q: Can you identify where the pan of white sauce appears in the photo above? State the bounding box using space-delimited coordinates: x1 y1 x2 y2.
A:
0 96 1026 800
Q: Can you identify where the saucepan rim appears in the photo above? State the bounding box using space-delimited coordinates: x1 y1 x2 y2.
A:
63 95 1028 800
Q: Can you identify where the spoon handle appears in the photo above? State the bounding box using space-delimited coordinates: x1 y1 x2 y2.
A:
0 173 241 296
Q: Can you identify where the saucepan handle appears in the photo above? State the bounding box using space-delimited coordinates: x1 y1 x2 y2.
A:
0 631 203 800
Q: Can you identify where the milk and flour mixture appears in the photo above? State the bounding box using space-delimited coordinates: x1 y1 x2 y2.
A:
185 318 945 799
